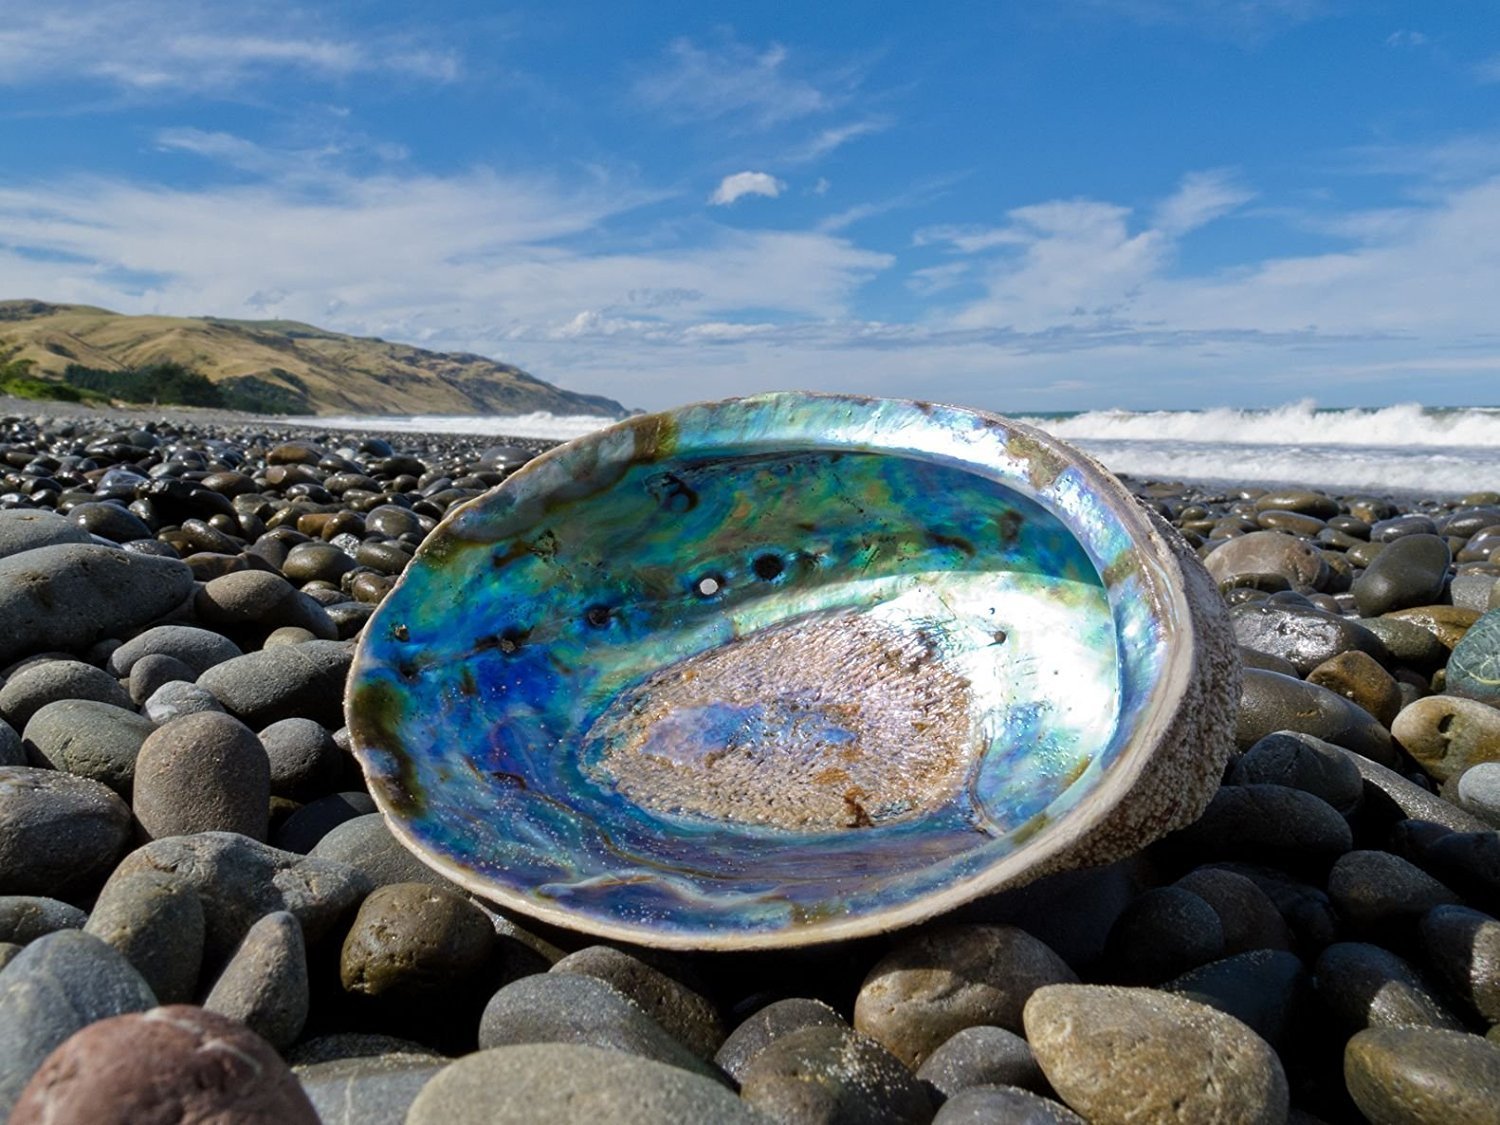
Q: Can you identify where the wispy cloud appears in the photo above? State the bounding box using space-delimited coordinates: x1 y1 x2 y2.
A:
1385 29 1427 48
1151 168 1255 234
783 118 891 163
1082 0 1328 41
709 171 785 206
633 35 850 129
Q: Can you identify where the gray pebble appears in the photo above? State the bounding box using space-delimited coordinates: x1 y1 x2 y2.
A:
406 1043 760 1125
102 831 371 966
127 653 197 704
1452 572 1500 613
1359 614 1450 667
1165 783 1353 872
141 679 225 723
1172 867 1293 954
1342 749 1493 834
1456 762 1500 827
1345 1026 1500 1125
309 813 461 890
133 711 271 841
854 924 1077 1069
1231 601 1388 676
0 509 92 558
0 896 87 943
1351 532 1451 616
0 930 157 1118
1023 984 1288 1125
205 909 308 1049
1419 904 1500 1024
1164 949 1311 1052
258 717 342 801
1326 849 1460 935
1314 941 1465 1033
194 570 338 639
1421 830 1500 916
1103 886 1224 983
0 544 193 667
932 1085 1085 1124
340 882 498 1001
69 500 154 543
198 639 352 728
105 623 242 678
273 790 376 853
0 942 19 970
21 699 154 797
1236 669 1396 765
551 945 726 1061
715 997 849 1082
1229 730 1365 815
0 718 21 766
0 766 132 901
915 1025 1045 1099
83 869 205 1004
297 1054 447 1125
1204 530 1328 592
739 1024 934 1125
477 972 723 1083
0 659 133 729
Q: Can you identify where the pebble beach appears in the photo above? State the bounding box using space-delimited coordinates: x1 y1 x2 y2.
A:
2 400 1500 1125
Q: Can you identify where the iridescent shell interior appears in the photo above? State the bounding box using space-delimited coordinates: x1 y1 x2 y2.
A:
347 393 1194 949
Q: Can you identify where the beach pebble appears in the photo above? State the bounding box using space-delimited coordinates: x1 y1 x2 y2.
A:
69 500 154 542
1022 984 1288 1125
204 910 308 1049
1103 885 1225 982
1204 530 1328 592
1455 761 1500 826
853 924 1078 1069
288 1033 444 1066
0 766 132 900
478 972 721 1081
0 658 132 729
1419 904 1500 1024
133 711 271 841
1352 533 1452 616
83 869 205 1004
197 639 352 728
1164 783 1353 872
551 945 726 1061
296 1054 448 1125
105 623 243 678
103 831 371 965
931 1085 1084 1124
1384 604 1480 650
1393 695 1500 782
273 790 376 853
194 570 338 639
1164 949 1310 1052
0 930 158 1118
1452 572 1500 612
1360 614 1450 667
0 543 194 666
406 1043 758 1125
0 718 21 766
1420 831 1500 917
141 679 225 723
1306 650 1403 727
1314 941 1465 1033
8 1005 319 1125
0 509 92 558
258 716 342 801
714 997 848 1082
1344 1026 1500 1125
1448 608 1500 707
738 1024 934 1125
1227 730 1364 814
340 882 498 1001
309 812 460 890
0 896 87 943
1172 867 1293 954
21 699 155 798
1343 750 1494 833
1231 601 1388 676
1373 514 1439 541
1326 849 1460 936
127 653 197 703
915 1025 1045 1098
1237 669 1397 764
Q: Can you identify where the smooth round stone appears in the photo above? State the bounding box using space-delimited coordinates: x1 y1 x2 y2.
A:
0 931 158 1118
133 712 271 841
0 509 92 558
1373 514 1439 541
1449 608 1500 708
1237 669 1396 765
1360 615 1450 668
407 1043 758 1125
932 1085 1084 1124
915 1025 1045 1099
0 766 132 900
272 791 376 853
1205 530 1329 592
103 832 372 965
142 679 226 724
1238 645 1300 676
205 910 308 1050
1314 941 1465 1033
1228 730 1364 815
1420 904 1500 1024
283 541 357 584
1456 762 1500 826
309 813 462 890
477 973 721 1082
8 1004 319 1125
0 718 21 766
1326 850 1460 934
265 625 318 647
0 544 194 667
1165 949 1310 1052
1165 783 1353 872
1173 867 1293 954
288 1033 444 1066
1023 984 1288 1125
551 946 726 1061
1393 695 1500 782
1344 751 1493 834
0 659 132 729
1306 650 1403 727
197 640 352 729
1256 509 1326 536
1230 602 1388 676
21 699 155 796
127 653 198 704
853 924 1078 1069
1451 573 1500 612
0 896 87 943
105 624 242 678
1352 533 1452 617
193 570 338 639
739 1025 934 1125
355 540 413 576
1384 604 1481 651
1103 886 1225 983
1345 1026 1500 1125
364 505 425 539
68 500 154 543
83 869 205 1004
1422 831 1500 918
714 997 848 1082
341 882 497 999
257 717 342 802
1253 490 1339 519
296 1054 448 1125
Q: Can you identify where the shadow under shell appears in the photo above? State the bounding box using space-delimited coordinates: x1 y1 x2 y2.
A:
347 395 1174 949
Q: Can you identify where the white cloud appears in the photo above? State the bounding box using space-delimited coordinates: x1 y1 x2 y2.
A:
1151 169 1255 234
633 36 844 129
1084 0 1328 40
1385 29 1427 48
710 172 786 206
783 118 891 163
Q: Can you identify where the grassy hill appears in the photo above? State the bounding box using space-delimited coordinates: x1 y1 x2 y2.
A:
0 299 628 417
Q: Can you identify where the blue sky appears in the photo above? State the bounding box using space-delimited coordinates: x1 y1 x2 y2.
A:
2 1 1498 412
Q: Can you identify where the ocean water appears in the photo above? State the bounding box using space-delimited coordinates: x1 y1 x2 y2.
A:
301 400 1500 496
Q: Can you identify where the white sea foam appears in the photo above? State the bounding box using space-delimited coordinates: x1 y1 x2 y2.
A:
289 411 618 442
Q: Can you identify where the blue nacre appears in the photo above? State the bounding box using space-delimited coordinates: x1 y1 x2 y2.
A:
346 393 1237 949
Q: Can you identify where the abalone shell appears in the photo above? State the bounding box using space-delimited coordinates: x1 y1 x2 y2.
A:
346 393 1239 949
